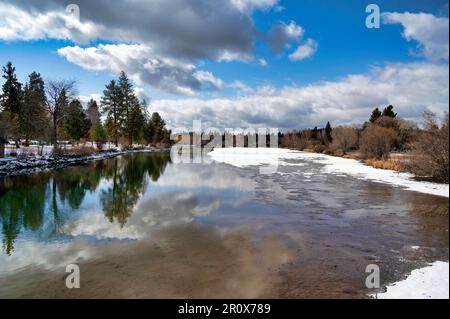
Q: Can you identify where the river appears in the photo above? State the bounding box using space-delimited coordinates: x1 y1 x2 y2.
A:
0 150 448 298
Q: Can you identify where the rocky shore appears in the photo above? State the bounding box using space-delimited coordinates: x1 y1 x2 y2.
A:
0 147 170 177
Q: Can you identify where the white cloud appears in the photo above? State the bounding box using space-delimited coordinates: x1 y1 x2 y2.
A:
0 2 103 44
230 0 279 13
268 20 318 61
194 71 224 89
151 62 448 130
228 80 255 94
0 0 275 62
289 39 318 61
383 12 449 62
268 20 304 53
58 44 223 95
258 58 269 67
283 20 304 39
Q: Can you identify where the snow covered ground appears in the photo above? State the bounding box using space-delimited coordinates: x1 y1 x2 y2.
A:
376 261 449 299
3 143 121 158
208 148 449 198
1 146 167 176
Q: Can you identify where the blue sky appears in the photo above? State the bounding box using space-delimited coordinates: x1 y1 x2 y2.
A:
0 0 448 129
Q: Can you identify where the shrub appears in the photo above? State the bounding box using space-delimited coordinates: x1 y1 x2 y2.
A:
375 116 418 150
331 126 359 155
406 112 449 183
360 124 398 159
313 144 327 153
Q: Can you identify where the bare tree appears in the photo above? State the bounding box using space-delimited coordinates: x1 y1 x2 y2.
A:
45 80 76 150
407 112 449 183
331 126 359 155
360 124 398 159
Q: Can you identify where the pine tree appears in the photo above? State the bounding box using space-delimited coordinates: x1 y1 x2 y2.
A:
90 122 107 145
101 80 121 146
145 112 166 144
382 105 397 118
118 71 138 145
86 99 100 127
369 107 382 123
21 72 47 146
1 62 23 146
325 121 332 143
128 101 145 145
62 99 91 143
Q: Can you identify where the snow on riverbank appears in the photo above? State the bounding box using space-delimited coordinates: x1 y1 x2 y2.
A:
376 261 449 299
0 147 168 177
208 148 449 198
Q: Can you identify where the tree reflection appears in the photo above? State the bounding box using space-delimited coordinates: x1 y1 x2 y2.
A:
100 153 170 227
0 153 171 255
0 174 50 255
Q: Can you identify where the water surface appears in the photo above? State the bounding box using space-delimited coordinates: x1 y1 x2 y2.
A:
0 152 448 298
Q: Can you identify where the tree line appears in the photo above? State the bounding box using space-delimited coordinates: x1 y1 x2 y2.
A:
0 62 170 151
280 105 449 183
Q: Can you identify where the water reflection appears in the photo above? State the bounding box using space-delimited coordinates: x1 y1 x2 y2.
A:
0 174 49 255
0 152 448 298
0 153 170 255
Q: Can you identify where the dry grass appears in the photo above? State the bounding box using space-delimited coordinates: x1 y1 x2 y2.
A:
364 158 402 171
342 151 361 160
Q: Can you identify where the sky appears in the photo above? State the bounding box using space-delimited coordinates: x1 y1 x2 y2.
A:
0 0 448 131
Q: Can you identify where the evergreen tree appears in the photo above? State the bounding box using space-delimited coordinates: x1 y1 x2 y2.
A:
369 107 382 123
325 121 332 143
101 80 121 146
118 71 138 145
1 62 22 146
145 112 166 144
382 105 397 118
62 99 91 143
86 99 100 127
128 101 146 145
90 122 107 145
86 98 101 144
21 72 47 146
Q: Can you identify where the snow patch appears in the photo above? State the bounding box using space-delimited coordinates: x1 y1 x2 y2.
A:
376 261 449 299
208 148 449 198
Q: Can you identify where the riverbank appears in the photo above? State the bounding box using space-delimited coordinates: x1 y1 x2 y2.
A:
376 261 449 299
208 148 449 198
0 147 170 177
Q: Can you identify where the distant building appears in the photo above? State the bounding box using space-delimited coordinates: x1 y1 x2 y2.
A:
0 136 7 158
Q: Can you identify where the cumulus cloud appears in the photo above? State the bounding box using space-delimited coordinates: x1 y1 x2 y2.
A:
0 2 102 43
151 63 448 130
268 20 304 53
1 0 268 62
0 0 286 94
267 20 318 61
58 44 223 95
383 12 449 62
289 39 318 61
